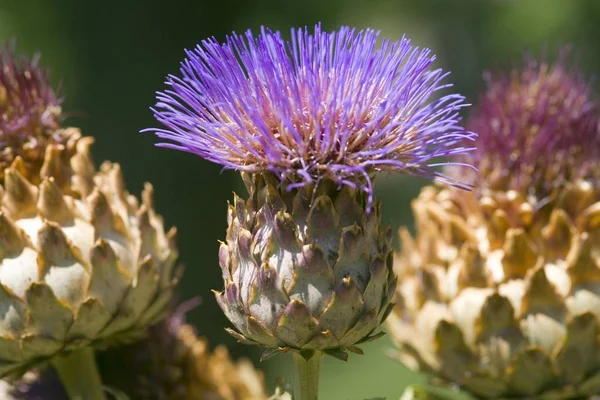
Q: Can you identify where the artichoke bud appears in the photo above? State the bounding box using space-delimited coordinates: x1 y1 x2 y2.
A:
216 173 395 360
0 48 179 377
388 52 600 399
0 303 272 400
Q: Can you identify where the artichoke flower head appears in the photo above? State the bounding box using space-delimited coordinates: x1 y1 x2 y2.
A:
146 23 474 361
388 51 600 399
0 301 289 400
0 47 179 377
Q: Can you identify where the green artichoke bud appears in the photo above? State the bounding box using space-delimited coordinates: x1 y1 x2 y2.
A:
215 173 395 359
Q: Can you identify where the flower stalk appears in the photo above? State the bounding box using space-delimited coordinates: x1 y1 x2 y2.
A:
51 347 107 400
293 352 322 400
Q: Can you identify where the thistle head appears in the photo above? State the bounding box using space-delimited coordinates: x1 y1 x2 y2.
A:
0 45 65 182
466 50 600 193
146 24 475 206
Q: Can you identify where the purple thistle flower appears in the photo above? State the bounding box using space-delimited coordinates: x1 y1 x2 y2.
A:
466 49 600 193
0 45 61 143
146 24 475 205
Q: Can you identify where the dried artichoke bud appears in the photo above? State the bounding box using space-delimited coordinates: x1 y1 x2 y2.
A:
389 52 600 399
0 48 179 377
0 304 271 400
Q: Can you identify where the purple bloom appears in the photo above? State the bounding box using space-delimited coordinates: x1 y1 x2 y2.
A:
466 49 600 192
0 46 61 143
146 24 475 204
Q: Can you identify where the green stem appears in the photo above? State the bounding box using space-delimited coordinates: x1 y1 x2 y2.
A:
51 346 107 400
292 351 322 400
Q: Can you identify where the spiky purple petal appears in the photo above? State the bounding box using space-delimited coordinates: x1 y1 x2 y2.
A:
146 24 475 204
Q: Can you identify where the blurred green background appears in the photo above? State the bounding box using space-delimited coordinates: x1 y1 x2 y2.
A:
1 0 599 398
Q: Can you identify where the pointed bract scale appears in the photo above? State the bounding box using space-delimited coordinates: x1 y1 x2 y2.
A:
69 136 96 197
566 234 600 287
36 222 90 307
36 221 86 270
248 263 289 330
37 178 74 224
454 244 488 292
273 211 301 251
291 190 310 230
506 348 554 395
141 182 155 210
501 229 539 280
306 195 341 255
264 184 286 217
7 157 29 183
275 300 320 348
218 242 231 281
0 212 29 260
334 187 364 227
98 256 159 339
445 214 474 248
67 297 112 340
542 209 575 260
520 267 567 322
336 224 371 290
24 283 73 341
287 244 334 316
362 255 388 312
488 209 511 251
554 312 600 385
433 320 473 382
107 163 127 200
3 167 38 219
323 348 349 361
0 284 26 338
319 276 364 340
557 180 595 217
415 268 442 306
233 193 248 227
88 239 132 314
340 307 377 347
39 145 70 190
246 316 279 348
88 188 128 237
136 205 159 264
474 293 523 347
215 285 249 336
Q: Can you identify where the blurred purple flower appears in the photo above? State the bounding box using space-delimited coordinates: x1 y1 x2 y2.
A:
145 24 475 204
0 45 61 143
466 49 600 192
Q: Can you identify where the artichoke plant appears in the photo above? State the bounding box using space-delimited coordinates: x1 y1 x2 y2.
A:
146 24 474 399
388 53 600 398
0 48 179 398
0 301 285 400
